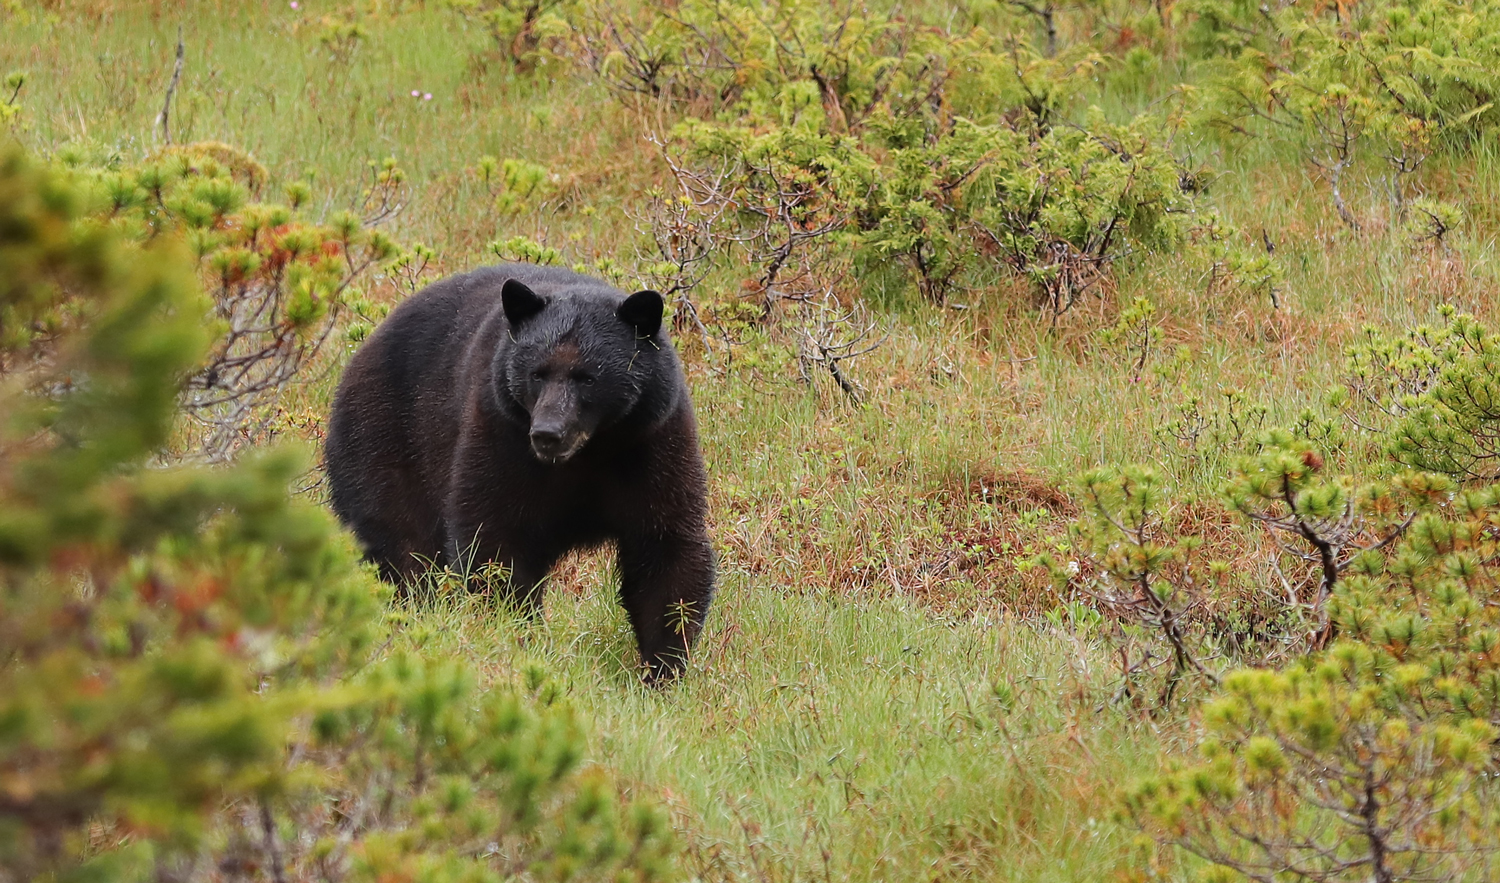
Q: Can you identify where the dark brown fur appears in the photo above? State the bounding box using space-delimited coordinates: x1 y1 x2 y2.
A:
325 264 715 682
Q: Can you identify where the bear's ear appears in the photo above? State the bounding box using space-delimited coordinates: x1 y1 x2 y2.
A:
502 278 547 326
618 289 663 338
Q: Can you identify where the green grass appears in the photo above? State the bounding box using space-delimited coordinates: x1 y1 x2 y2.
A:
7 1 1500 878
397 570 1173 882
2 2 649 258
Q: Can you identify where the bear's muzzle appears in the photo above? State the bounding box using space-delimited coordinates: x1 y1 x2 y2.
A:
529 425 589 463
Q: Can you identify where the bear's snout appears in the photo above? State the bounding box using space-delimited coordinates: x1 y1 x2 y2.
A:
529 423 588 463
528 380 591 463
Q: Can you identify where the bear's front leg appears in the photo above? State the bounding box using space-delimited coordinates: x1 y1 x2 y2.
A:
618 533 716 684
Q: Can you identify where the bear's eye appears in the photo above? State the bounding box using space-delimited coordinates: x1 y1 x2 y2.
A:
530 369 547 382
574 373 596 385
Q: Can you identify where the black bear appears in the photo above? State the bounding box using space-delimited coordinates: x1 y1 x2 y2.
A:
324 263 715 682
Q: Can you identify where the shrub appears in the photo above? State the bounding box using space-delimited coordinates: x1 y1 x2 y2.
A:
664 121 875 311
313 10 368 65
71 143 408 460
1339 307 1500 480
1195 0 1500 226
1225 436 1446 642
0 141 676 883
1059 428 1446 713
477 153 560 215
1128 484 1500 882
575 0 957 126
451 0 573 71
653 88 1189 317
1127 303 1500 879
1059 465 1221 710
1187 210 1282 306
1096 296 1161 382
949 110 1188 316
575 0 1191 318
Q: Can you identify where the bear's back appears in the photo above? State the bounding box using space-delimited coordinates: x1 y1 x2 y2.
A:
330 271 500 448
324 269 511 570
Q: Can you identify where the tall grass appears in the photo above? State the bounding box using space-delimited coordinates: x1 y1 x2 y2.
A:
397 570 1176 881
2 2 648 259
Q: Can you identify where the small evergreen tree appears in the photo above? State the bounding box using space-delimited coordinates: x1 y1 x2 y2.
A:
1340 308 1500 481
1060 465 1222 710
1224 435 1445 642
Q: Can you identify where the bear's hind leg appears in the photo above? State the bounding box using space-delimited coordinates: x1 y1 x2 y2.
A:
340 515 433 589
445 526 557 618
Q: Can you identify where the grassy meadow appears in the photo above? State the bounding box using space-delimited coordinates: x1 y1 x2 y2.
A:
7 1 1500 879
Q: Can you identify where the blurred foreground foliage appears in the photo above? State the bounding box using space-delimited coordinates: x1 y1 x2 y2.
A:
0 141 676 882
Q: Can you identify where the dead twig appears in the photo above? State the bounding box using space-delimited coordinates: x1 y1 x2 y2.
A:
156 26 185 145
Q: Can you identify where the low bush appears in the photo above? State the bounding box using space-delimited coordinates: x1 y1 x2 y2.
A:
1129 483 1500 881
1194 0 1500 227
1115 310 1500 878
610 0 1193 318
1340 308 1500 481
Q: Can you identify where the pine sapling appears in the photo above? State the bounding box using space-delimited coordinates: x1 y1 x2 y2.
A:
1062 465 1219 710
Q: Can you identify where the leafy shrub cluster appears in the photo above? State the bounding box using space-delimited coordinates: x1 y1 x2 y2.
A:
1192 0 1500 229
1055 438 1431 703
63 142 412 461
496 0 1500 327
472 0 1500 316
1338 307 1500 481
0 142 676 883
576 0 1193 319
1128 479 1500 881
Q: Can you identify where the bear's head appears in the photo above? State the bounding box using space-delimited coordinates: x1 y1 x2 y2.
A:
494 277 677 464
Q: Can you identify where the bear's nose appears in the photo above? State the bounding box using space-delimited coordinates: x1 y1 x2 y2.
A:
529 425 574 462
530 426 565 447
